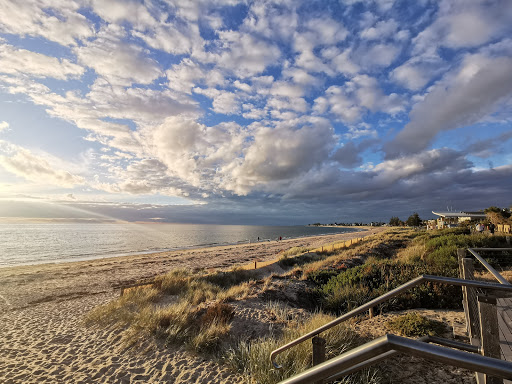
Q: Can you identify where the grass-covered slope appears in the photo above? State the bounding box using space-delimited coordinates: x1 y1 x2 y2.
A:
85 228 511 383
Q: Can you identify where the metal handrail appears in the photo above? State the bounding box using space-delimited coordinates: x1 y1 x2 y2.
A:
324 334 480 382
467 248 512 285
277 334 512 384
270 274 512 368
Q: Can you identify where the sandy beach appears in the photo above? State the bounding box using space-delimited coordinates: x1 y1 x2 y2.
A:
0 228 383 383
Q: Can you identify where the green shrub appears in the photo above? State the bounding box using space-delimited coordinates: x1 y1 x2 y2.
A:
318 260 461 314
279 252 324 268
387 312 446 337
306 269 341 285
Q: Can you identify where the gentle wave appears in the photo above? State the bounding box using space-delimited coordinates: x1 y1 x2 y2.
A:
0 223 362 267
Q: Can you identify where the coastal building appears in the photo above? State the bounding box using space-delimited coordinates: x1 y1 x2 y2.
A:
431 210 487 229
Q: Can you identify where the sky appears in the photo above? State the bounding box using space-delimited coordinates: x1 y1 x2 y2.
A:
0 0 511 225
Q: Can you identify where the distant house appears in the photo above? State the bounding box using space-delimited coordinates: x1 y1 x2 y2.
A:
431 211 487 229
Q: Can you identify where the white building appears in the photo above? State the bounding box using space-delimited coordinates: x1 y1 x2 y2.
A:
431 211 487 229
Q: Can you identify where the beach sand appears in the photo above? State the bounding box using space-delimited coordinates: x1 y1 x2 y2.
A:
0 228 384 383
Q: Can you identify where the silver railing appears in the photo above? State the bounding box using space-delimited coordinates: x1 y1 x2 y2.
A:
467 248 512 285
278 334 512 384
270 274 512 369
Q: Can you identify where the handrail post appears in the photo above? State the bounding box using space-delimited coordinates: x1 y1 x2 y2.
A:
461 257 480 343
478 295 503 384
312 336 326 384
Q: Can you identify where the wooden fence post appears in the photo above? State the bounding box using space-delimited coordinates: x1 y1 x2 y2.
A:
478 295 503 384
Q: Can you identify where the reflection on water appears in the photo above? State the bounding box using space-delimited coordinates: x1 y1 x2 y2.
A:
0 223 360 267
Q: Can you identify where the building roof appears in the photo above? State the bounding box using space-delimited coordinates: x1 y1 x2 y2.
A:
432 211 487 218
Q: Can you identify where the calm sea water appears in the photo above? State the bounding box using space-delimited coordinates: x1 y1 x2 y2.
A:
0 223 360 267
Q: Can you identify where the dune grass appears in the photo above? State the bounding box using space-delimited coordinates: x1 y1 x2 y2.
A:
86 226 510 383
224 312 379 384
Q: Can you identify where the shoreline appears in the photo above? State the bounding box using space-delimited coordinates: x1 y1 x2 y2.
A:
0 227 384 383
0 226 365 269
0 227 381 311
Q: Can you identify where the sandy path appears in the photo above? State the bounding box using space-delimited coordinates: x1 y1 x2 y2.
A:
0 228 382 383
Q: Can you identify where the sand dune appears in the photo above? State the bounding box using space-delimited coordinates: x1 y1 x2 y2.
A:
0 228 381 383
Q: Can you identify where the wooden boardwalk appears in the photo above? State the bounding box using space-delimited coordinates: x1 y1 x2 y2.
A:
498 297 512 383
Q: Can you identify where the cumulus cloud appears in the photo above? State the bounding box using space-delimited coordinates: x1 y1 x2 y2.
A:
0 142 84 187
227 120 335 194
315 75 405 123
0 121 9 132
413 0 512 55
74 25 162 86
166 59 205 94
355 43 401 68
0 0 93 46
210 31 281 78
386 53 512 157
0 43 84 80
391 54 446 90
361 19 398 40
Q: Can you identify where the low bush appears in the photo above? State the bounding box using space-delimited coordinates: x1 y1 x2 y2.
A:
387 312 446 337
317 260 461 314
278 252 323 268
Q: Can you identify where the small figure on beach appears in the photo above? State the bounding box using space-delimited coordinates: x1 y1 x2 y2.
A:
257 236 260 242
279 236 282 241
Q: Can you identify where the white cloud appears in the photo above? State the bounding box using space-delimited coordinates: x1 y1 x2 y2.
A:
166 59 204 94
316 76 405 123
0 121 9 132
325 48 360 76
0 43 84 80
387 53 512 157
89 0 155 26
212 92 240 115
193 87 240 115
0 142 85 187
357 43 400 68
269 81 305 98
134 23 203 55
243 1 298 41
361 19 398 40
413 0 512 55
282 68 321 87
211 31 281 78
233 80 252 93
304 17 349 45
0 0 93 46
267 97 309 113
74 25 162 86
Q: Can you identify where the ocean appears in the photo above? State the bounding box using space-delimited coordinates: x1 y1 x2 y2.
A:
0 223 361 267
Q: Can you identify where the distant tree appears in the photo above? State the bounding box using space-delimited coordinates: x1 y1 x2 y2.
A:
406 213 422 227
485 206 512 225
389 216 401 226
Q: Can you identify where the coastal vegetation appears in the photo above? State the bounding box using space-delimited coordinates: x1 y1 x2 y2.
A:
86 227 511 383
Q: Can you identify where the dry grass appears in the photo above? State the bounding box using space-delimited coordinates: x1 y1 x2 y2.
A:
224 312 378 384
